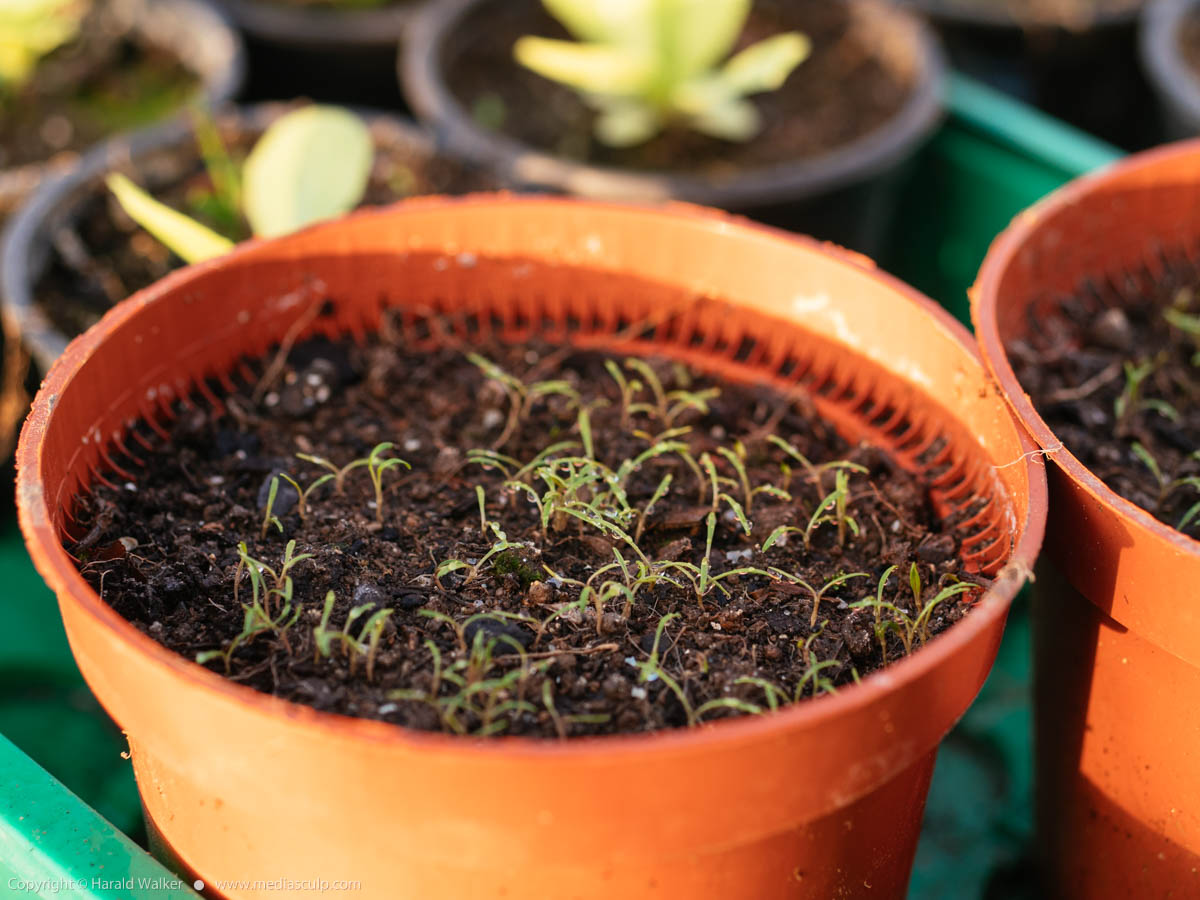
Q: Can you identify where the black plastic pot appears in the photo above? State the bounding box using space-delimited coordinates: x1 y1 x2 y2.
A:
214 0 423 109
0 104 492 373
0 0 246 218
400 0 945 257
901 0 1158 150
1142 0 1200 137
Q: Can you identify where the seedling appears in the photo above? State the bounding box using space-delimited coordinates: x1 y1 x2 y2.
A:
767 435 867 495
699 452 751 535
391 620 546 736
794 626 840 699
1164 303 1200 366
850 566 977 659
312 591 393 680
633 613 764 724
362 442 411 524
717 442 790 514
783 571 870 629
1131 443 1200 529
1114 357 1179 434
804 468 860 548
0 0 87 91
196 540 311 671
434 525 515 586
107 105 374 263
260 475 284 540
235 540 313 617
297 442 410 522
277 471 335 524
296 451 368 494
514 0 811 145
607 358 719 442
468 353 581 448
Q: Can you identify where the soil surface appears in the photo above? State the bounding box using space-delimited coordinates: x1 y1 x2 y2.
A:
1008 263 1200 540
0 2 196 171
33 111 496 340
71 326 988 738
442 0 917 176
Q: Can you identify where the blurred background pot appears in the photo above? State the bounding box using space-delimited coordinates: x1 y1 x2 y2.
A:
0 0 246 218
0 0 245 468
18 196 1044 899
0 102 498 375
973 139 1200 898
401 0 946 257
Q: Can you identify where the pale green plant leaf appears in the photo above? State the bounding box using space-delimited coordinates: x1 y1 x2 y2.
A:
719 32 810 94
513 37 650 96
106 173 234 265
242 106 373 239
689 98 760 142
669 0 751 79
595 99 661 147
540 0 645 43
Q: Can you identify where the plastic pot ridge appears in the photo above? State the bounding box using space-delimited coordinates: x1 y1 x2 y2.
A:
19 196 1045 899
973 140 1200 897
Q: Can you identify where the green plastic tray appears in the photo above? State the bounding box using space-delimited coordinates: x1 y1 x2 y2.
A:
0 73 1123 897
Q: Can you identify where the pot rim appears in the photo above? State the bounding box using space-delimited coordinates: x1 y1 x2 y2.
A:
1141 0 1200 130
972 139 1200 559
400 0 947 208
902 0 1142 30
0 0 246 214
18 193 1047 759
0 103 441 375
210 0 415 49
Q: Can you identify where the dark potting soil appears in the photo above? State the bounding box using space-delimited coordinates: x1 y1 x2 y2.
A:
70 325 988 738
33 113 496 341
442 0 916 175
0 5 196 171
1007 263 1200 540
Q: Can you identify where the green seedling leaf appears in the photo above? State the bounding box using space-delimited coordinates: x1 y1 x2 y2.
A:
242 106 373 239
106 174 234 264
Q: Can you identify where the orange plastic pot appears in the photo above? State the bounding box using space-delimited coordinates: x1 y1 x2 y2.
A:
973 141 1200 897
18 196 1045 899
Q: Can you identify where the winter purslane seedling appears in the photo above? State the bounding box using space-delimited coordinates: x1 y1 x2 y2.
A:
513 0 811 146
107 105 374 263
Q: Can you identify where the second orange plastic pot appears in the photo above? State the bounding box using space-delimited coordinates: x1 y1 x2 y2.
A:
18 196 1045 899
973 141 1200 898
